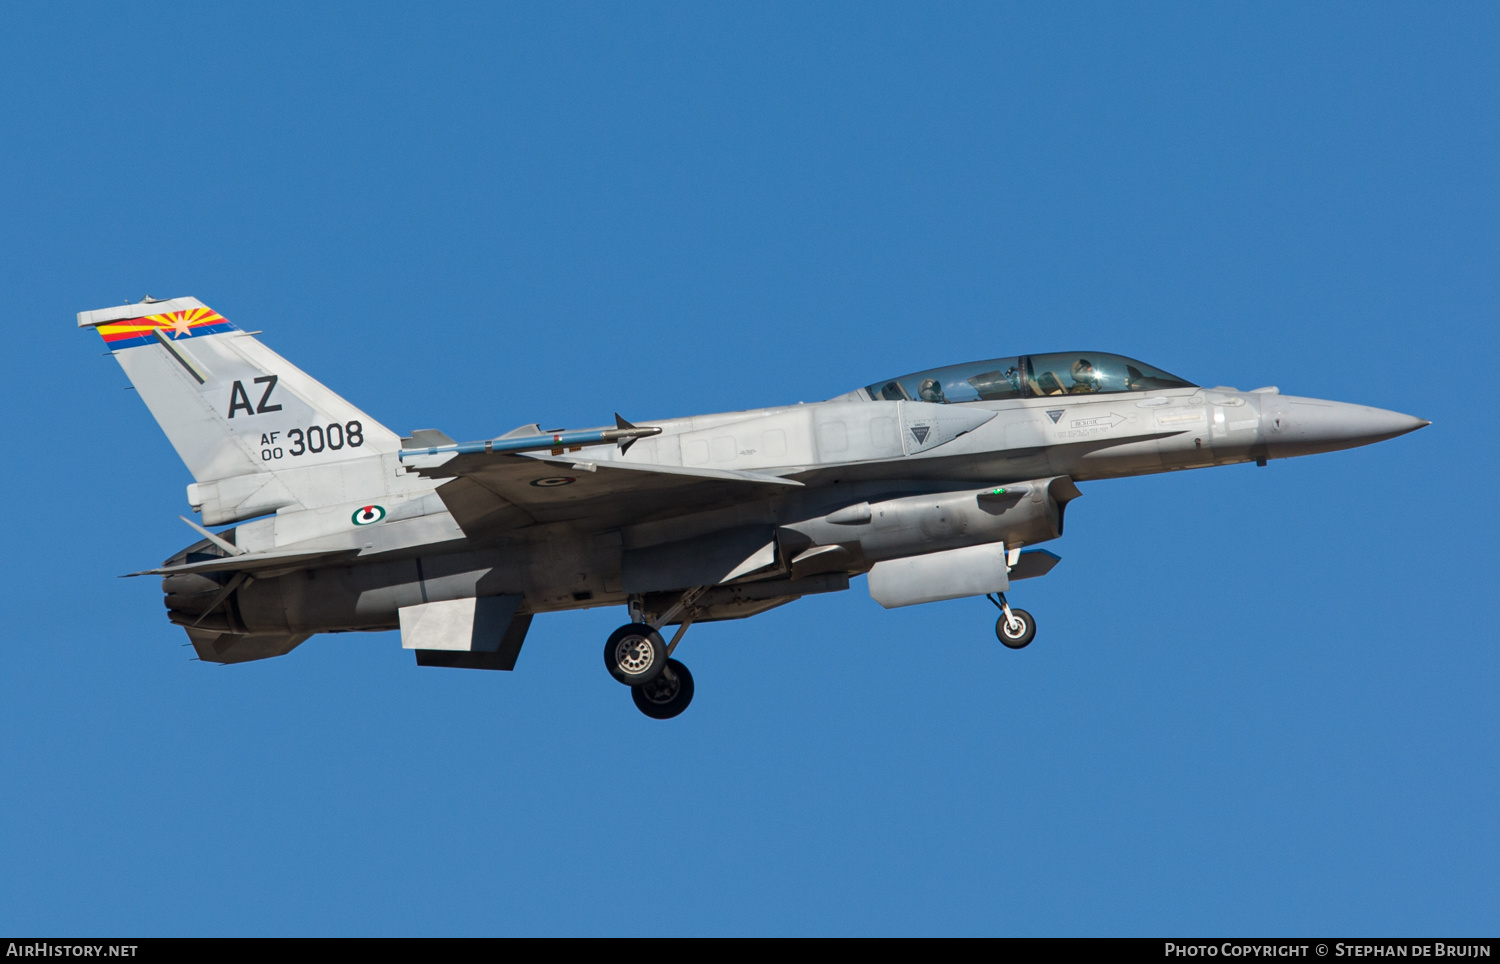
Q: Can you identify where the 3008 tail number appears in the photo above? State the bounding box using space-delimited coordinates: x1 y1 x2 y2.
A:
260 420 364 460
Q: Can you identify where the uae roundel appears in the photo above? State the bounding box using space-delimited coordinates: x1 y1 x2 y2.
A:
352 504 386 526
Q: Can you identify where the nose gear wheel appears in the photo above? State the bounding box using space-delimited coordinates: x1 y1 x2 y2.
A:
995 608 1036 648
987 592 1037 649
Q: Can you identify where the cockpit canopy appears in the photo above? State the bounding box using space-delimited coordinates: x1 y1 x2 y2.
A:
863 352 1195 403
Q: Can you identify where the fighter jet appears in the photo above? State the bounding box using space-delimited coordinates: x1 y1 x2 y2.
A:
82 297 1428 719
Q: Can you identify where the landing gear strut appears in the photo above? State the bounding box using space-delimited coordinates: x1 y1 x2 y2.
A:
610 588 706 718
988 593 1037 649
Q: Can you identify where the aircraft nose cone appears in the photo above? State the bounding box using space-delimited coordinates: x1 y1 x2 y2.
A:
1275 398 1429 456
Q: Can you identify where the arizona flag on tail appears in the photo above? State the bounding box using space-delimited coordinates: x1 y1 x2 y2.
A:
95 304 237 349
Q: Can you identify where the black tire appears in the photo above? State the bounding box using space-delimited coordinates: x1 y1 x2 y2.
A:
995 608 1037 649
604 623 668 685
632 659 694 720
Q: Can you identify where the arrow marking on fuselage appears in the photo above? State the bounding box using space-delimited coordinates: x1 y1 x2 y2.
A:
1068 413 1127 430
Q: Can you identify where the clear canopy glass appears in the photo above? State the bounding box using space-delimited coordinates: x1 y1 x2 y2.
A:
864 352 1194 402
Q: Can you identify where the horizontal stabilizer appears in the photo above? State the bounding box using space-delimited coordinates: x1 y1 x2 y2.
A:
131 546 360 577
401 429 456 448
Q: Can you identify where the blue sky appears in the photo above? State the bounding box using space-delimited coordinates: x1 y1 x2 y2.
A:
1 2 1495 935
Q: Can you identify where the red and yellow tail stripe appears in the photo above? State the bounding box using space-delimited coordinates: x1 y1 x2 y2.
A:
98 307 237 349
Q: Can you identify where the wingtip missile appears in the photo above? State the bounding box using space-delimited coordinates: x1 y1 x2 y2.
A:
398 417 662 465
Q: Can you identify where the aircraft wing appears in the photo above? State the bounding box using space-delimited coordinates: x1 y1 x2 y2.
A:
409 450 803 539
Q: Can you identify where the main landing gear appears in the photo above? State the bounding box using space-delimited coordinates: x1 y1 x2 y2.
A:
606 588 707 719
632 659 694 719
987 592 1037 649
603 623 668 685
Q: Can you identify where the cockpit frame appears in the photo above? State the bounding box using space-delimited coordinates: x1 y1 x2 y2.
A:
862 352 1195 404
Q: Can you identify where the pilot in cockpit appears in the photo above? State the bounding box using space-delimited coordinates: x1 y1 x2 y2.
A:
918 378 947 403
1068 358 1101 394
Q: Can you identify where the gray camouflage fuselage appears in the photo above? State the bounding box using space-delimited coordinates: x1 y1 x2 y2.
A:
80 297 1425 668
170 383 1421 639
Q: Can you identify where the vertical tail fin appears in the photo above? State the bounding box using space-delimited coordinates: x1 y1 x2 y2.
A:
82 297 405 523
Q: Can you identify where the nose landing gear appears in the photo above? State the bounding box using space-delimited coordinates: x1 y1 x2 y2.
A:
603 623 669 685
987 593 1037 649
